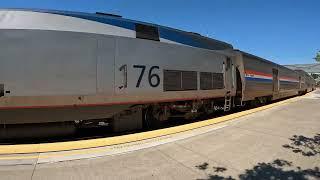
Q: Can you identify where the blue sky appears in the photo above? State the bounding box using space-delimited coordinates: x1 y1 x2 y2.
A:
1 0 319 65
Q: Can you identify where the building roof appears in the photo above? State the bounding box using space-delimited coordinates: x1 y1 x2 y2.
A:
284 63 320 73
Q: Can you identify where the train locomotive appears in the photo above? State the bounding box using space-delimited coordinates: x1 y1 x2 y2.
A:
0 9 316 137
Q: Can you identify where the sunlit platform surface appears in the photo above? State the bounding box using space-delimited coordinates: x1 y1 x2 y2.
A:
1 90 319 180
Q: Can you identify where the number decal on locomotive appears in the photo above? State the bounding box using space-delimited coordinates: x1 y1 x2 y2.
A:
148 66 160 87
119 65 160 88
133 65 147 87
118 64 127 89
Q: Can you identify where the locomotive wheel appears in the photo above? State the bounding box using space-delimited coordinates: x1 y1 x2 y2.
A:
143 106 166 129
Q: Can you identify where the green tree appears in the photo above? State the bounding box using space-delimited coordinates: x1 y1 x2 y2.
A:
315 51 320 62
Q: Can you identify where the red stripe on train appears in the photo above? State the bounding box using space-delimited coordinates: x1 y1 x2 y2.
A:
245 70 298 82
244 70 272 77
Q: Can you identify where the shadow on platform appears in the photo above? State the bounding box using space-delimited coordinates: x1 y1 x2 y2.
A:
195 133 320 180
283 134 320 157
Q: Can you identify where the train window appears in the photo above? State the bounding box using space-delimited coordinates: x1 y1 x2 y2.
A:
0 84 4 97
135 23 160 41
164 70 198 91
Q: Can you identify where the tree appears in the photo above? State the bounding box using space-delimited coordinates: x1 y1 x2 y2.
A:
315 51 320 62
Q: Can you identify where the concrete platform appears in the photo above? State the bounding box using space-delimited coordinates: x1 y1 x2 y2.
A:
1 90 319 180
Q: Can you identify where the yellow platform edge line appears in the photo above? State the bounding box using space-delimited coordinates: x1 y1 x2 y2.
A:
0 95 302 155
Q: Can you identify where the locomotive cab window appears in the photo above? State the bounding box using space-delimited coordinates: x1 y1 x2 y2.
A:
135 23 160 41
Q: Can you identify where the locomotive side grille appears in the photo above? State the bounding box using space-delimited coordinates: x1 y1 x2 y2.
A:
200 72 212 90
163 70 182 91
182 71 197 90
213 73 224 89
200 72 224 90
163 70 198 91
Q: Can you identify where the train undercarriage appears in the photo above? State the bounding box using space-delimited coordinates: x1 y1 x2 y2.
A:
0 88 311 141
0 97 231 140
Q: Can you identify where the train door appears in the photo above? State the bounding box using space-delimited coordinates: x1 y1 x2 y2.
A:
272 68 279 92
223 57 234 111
299 76 302 89
224 57 233 92
232 63 236 90
235 68 242 97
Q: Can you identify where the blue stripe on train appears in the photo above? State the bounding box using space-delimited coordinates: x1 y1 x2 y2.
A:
280 80 299 83
159 28 223 50
246 77 299 84
43 10 136 30
245 77 272 82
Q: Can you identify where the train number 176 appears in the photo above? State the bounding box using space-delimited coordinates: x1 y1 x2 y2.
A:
119 64 160 88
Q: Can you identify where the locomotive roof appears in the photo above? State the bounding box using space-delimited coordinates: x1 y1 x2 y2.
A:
1 8 233 51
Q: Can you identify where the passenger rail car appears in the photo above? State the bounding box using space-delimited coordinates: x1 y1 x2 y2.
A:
234 51 310 103
0 9 315 136
294 70 316 93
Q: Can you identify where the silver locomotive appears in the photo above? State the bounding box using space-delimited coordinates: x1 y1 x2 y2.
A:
0 9 315 137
